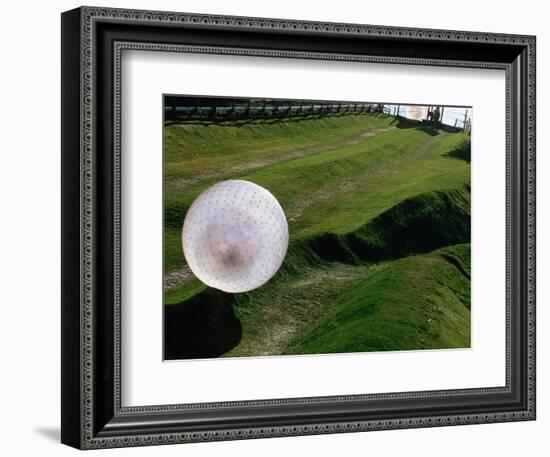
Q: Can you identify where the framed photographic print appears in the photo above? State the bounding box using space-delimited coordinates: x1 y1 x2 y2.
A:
61 6 536 449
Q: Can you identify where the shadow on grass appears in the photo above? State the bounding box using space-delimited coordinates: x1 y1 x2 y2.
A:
445 139 471 162
300 186 471 267
164 288 242 360
391 116 440 136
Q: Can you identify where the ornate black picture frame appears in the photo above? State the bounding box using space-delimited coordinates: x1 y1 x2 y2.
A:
61 6 536 449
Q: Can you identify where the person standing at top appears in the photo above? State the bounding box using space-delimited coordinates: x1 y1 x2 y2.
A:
433 106 441 127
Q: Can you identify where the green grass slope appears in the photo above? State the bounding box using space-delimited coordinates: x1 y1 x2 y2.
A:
284 243 471 355
164 113 395 181
304 185 470 264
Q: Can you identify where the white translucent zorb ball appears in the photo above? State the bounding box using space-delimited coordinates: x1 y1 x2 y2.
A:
182 180 289 293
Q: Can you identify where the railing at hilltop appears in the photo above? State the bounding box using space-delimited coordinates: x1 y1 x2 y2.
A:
164 98 387 122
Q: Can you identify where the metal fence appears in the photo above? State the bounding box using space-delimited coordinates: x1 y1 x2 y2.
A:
164 98 386 121
164 97 471 132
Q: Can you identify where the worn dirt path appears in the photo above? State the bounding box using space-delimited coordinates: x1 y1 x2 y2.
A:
223 264 376 357
165 126 396 192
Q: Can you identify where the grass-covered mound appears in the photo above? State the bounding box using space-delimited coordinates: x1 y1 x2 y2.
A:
304 185 470 264
446 138 471 162
284 244 471 355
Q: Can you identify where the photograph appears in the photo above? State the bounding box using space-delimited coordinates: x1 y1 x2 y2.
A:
162 96 472 360
57 4 537 450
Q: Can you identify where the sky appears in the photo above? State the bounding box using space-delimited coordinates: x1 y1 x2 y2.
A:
386 104 471 128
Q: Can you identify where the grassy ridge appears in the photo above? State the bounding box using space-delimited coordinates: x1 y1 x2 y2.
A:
304 185 470 264
164 113 395 179
284 244 471 355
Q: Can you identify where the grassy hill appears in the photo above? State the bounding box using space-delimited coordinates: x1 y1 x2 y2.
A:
163 111 471 359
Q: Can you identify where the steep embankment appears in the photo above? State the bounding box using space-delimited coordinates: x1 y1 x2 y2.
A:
299 185 470 266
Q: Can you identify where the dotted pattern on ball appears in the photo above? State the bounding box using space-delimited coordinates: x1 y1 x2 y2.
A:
182 180 289 293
